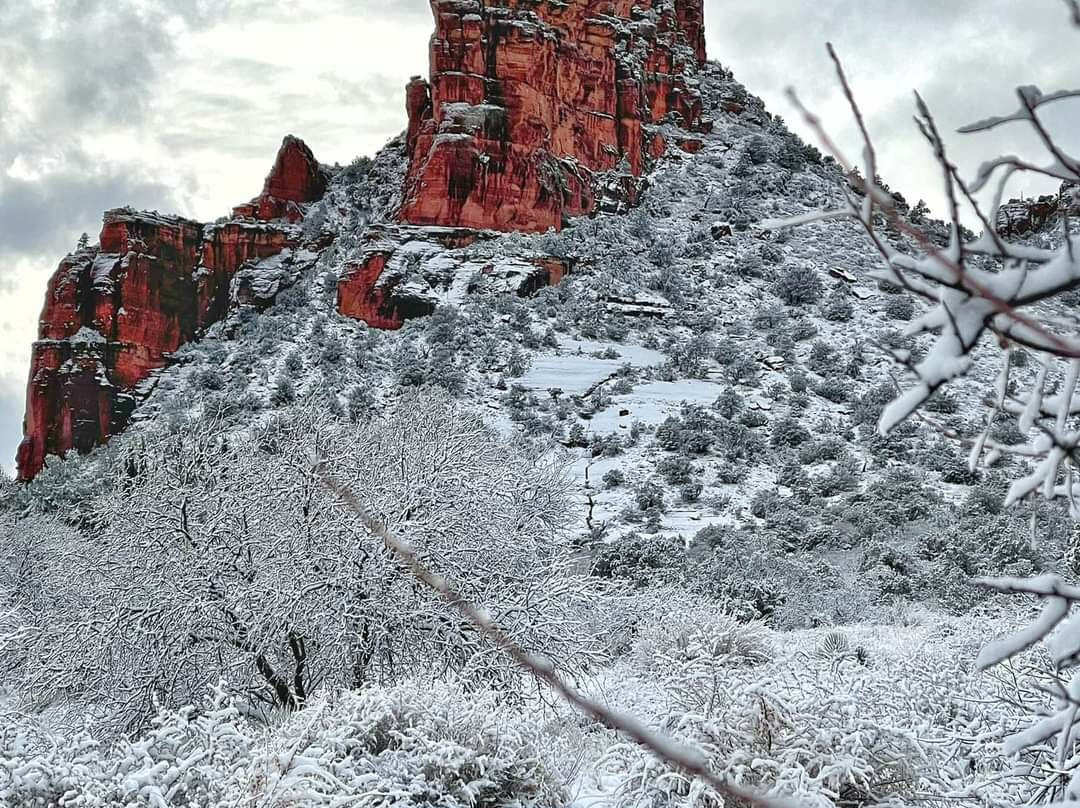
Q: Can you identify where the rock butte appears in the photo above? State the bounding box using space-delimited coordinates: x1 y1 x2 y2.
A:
339 0 709 331
17 0 710 479
399 0 708 233
16 137 324 481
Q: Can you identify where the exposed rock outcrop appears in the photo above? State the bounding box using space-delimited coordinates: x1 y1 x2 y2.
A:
17 139 326 480
233 136 329 223
996 183 1079 238
398 0 708 233
337 225 572 330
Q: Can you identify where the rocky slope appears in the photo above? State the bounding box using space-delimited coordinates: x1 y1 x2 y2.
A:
17 0 711 478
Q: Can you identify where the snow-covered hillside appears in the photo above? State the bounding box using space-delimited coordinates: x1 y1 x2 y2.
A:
3 42 1078 808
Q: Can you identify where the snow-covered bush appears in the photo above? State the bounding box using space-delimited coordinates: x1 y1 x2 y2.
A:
773 265 824 306
0 681 568 808
601 618 1036 808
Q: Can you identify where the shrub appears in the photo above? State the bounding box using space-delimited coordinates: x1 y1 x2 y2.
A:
633 604 773 675
773 265 824 306
884 294 916 321
713 387 745 419
814 376 853 403
747 135 774 165
0 682 568 808
658 454 697 485
725 355 760 386
852 380 897 426
635 482 668 513
270 374 296 406
790 318 819 341
822 285 855 321
603 469 626 489
592 534 685 585
865 468 941 525
770 416 811 448
808 340 834 374
798 436 848 465
679 482 703 503
603 666 924 808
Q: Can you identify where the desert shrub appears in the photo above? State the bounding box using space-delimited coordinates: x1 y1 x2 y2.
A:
592 534 685 586
715 418 767 461
773 265 824 306
884 294 915 321
864 468 941 525
713 338 742 365
635 481 668 513
270 374 296 406
714 461 749 485
814 457 862 497
798 436 848 465
680 482 704 503
814 376 853 403
790 318 819 341
788 369 810 393
753 304 789 332
713 387 745 419
725 354 760 386
656 405 720 455
633 604 773 679
852 379 897 426
740 409 769 428
603 469 626 489
658 454 697 485
746 134 774 164
808 340 834 374
760 242 786 265
0 681 568 808
601 651 966 808
770 416 811 448
822 285 855 321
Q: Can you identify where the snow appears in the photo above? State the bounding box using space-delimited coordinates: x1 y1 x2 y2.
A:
518 340 665 395
589 380 724 433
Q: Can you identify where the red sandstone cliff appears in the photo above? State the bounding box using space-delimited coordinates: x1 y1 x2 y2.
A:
399 0 707 233
17 138 324 481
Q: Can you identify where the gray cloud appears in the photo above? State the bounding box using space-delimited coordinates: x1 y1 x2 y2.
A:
707 0 1080 211
0 385 23 479
0 162 181 257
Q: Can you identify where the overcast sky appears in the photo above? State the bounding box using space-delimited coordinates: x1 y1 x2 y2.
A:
1 0 1078 474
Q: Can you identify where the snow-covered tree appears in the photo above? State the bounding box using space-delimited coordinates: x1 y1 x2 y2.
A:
1 393 611 735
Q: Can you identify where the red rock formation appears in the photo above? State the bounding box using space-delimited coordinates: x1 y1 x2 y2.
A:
337 253 411 330
199 223 294 327
17 138 322 480
233 136 328 223
399 0 707 233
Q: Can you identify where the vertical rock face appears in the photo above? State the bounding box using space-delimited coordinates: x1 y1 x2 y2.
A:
399 0 707 233
17 139 324 480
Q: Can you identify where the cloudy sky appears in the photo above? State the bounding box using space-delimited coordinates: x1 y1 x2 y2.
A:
1 0 1077 473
